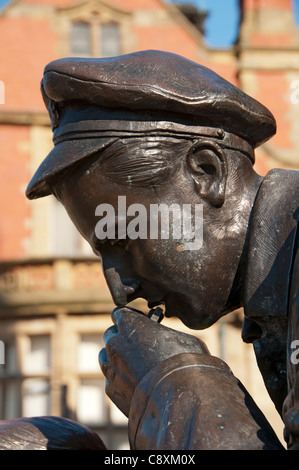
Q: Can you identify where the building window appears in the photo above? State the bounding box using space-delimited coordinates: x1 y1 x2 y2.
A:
0 327 129 449
49 197 93 257
22 335 51 417
70 20 121 58
22 379 51 417
77 333 102 373
71 21 92 57
0 335 51 419
77 377 108 426
101 23 120 57
0 339 20 419
76 333 128 449
23 335 50 375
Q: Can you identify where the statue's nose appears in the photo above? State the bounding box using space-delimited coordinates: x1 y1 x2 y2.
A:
104 267 139 306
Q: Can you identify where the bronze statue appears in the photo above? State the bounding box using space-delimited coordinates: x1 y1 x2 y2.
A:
4 50 299 450
0 416 106 450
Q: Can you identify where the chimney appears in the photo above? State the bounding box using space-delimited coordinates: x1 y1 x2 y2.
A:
238 0 299 47
236 0 299 176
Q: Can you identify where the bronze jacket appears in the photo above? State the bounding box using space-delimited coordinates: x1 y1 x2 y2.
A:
128 169 299 451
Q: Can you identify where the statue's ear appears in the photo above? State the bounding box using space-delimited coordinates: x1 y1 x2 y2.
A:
187 140 227 207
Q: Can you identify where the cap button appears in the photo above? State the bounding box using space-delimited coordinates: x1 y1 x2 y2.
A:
217 129 225 139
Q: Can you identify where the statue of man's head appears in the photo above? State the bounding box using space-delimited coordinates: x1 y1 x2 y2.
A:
26 50 276 330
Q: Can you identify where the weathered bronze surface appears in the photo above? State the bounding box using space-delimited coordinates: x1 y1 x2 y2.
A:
4 50 299 450
0 416 106 450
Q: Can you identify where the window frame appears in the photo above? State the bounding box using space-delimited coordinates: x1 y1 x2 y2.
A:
70 18 121 58
0 323 129 449
70 20 92 57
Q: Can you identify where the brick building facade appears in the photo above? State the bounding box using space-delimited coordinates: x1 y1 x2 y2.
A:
0 0 298 449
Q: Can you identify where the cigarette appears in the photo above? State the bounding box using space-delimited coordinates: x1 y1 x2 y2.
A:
147 306 164 323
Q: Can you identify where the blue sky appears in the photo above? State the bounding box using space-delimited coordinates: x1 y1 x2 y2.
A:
194 0 241 47
171 0 299 47
0 0 299 47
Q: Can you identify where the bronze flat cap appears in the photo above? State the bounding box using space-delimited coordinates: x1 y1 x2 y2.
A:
26 50 276 200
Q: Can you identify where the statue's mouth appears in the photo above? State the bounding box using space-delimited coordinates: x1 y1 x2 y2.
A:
114 301 165 323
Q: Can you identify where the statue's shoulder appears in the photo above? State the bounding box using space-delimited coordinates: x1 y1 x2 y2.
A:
261 168 299 208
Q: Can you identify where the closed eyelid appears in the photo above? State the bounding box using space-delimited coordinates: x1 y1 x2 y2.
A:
91 235 129 255
91 216 130 251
